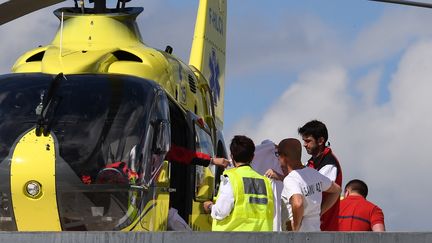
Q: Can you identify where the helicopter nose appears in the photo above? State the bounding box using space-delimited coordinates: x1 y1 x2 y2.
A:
10 128 61 231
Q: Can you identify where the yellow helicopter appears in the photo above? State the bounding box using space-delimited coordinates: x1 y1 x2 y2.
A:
0 0 227 231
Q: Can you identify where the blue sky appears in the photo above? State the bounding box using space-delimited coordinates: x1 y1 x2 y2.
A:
2 0 432 231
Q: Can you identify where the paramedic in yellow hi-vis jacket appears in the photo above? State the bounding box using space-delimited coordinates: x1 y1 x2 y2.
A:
203 135 274 231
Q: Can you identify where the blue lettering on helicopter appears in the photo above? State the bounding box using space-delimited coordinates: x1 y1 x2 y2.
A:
209 8 224 36
208 48 220 105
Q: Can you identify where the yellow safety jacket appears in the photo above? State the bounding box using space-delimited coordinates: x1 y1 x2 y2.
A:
212 165 274 231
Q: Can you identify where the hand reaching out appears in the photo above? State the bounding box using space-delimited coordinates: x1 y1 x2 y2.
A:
264 169 284 181
211 158 230 168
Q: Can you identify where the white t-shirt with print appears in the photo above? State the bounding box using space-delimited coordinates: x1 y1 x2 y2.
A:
281 167 332 231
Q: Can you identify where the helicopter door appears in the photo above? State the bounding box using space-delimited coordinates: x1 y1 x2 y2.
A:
193 119 216 202
138 91 170 187
189 117 216 231
129 90 171 231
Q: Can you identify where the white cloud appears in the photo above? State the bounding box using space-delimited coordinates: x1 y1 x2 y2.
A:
227 7 432 81
390 41 432 114
351 8 432 67
250 65 350 142
355 67 382 107
227 12 344 78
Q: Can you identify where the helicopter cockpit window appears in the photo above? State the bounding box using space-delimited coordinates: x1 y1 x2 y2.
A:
0 79 46 164
51 74 157 231
0 73 169 230
194 120 215 201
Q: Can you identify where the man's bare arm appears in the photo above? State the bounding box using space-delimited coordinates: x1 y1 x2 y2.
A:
321 182 341 215
372 223 385 232
290 194 304 231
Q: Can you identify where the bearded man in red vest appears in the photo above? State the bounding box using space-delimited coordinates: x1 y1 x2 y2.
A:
298 120 342 231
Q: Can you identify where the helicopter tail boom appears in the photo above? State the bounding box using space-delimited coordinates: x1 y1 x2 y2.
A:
189 0 227 127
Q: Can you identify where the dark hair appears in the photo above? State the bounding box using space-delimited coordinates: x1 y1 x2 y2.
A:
298 120 328 143
345 179 368 198
278 138 302 161
230 135 255 164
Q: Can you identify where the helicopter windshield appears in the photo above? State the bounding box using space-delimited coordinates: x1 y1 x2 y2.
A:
0 73 170 230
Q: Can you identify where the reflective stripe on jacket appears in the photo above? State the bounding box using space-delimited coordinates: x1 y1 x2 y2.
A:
212 165 274 231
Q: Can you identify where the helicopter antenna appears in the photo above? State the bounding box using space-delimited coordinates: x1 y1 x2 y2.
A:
79 0 85 13
370 0 432 9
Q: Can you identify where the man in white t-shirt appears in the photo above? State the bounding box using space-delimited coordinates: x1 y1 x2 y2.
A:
277 138 341 231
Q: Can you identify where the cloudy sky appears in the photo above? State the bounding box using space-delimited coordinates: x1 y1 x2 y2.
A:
2 0 432 231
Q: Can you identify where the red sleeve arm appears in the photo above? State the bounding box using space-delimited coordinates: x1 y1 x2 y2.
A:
370 206 385 227
166 144 211 166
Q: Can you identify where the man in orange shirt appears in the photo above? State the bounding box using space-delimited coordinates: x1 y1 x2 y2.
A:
338 179 385 231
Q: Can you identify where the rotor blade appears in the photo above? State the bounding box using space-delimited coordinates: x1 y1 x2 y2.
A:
370 0 432 9
0 0 67 26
